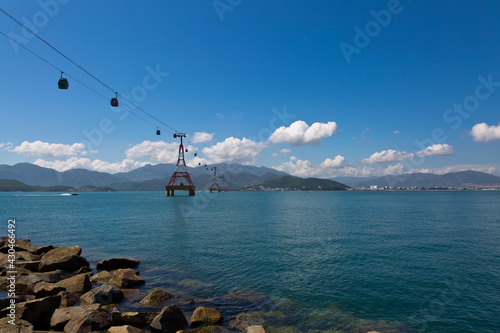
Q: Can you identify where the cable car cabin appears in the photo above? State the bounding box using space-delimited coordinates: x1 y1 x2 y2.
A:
58 78 69 89
110 92 119 107
156 129 161 135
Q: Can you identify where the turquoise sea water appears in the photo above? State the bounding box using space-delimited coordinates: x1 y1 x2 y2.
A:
1 191 499 332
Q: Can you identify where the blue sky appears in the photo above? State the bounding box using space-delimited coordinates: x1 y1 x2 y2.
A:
1 0 500 177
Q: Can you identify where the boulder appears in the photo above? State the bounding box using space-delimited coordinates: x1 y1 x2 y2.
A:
90 270 113 283
34 244 56 255
64 310 113 333
108 325 147 333
140 288 174 307
0 317 33 333
33 281 66 298
112 311 159 327
16 295 61 330
190 306 224 328
17 260 41 272
246 325 268 333
150 305 188 333
55 273 92 294
57 290 81 307
38 245 89 272
16 251 42 261
80 283 124 305
15 274 43 295
33 269 70 283
50 304 101 330
190 326 231 333
97 257 140 270
109 268 145 288
0 238 36 254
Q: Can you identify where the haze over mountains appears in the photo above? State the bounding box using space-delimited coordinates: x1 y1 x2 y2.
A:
1 163 500 190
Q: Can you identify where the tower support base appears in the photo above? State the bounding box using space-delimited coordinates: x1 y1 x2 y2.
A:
166 185 195 196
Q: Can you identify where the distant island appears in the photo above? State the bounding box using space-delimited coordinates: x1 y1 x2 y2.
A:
242 175 349 191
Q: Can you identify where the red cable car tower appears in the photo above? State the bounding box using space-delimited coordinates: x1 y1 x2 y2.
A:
166 133 195 196
209 166 221 193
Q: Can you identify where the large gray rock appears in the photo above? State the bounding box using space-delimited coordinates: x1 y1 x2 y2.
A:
80 283 124 305
64 310 112 333
150 305 188 333
50 304 101 330
38 246 89 272
190 306 224 328
140 288 174 307
112 311 159 327
96 257 140 270
109 268 145 288
55 273 92 294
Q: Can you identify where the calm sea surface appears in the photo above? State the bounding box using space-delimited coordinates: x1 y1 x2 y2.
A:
1 191 499 332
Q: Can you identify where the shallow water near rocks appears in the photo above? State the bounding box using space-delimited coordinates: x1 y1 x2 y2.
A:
2 191 500 332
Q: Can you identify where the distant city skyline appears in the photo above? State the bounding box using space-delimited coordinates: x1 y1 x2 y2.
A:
1 1 500 177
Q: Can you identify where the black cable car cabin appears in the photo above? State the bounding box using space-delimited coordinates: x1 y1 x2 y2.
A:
58 72 69 89
110 92 119 107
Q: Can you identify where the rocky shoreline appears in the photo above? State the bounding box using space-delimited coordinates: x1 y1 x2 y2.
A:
0 237 402 333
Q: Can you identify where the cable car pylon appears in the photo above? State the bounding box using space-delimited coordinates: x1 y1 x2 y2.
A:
166 133 195 196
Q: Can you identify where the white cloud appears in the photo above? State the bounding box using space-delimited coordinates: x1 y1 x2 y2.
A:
34 158 149 173
191 132 214 143
126 140 185 164
8 141 87 157
361 149 414 164
394 130 401 135
274 155 346 178
202 137 267 165
416 144 454 157
269 120 338 146
470 122 500 142
279 148 292 154
216 113 224 119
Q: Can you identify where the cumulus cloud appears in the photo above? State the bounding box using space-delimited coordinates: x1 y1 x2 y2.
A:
361 149 414 164
470 122 500 142
416 144 454 157
269 120 338 146
34 157 149 173
191 132 214 143
274 155 346 178
202 137 267 165
126 140 187 164
7 141 87 157
274 156 408 178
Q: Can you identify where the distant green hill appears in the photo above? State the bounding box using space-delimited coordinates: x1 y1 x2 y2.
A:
0 179 115 192
246 175 349 191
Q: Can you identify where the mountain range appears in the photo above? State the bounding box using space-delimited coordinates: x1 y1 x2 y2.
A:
349 170 500 188
1 163 499 191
